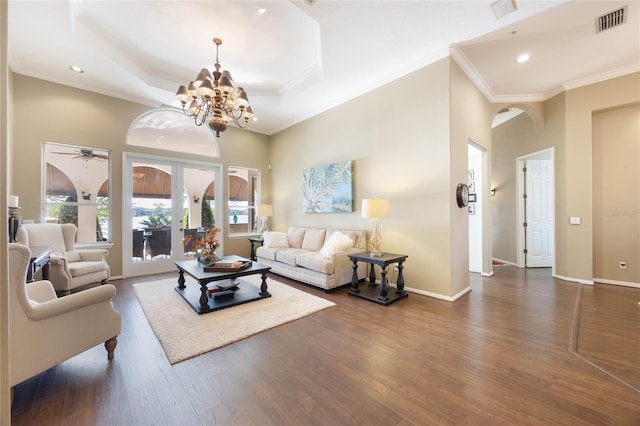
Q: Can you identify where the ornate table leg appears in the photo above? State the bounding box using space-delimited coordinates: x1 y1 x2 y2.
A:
379 267 389 302
368 264 377 287
249 240 257 261
199 281 209 312
260 272 270 296
177 269 186 289
350 259 360 293
396 261 406 295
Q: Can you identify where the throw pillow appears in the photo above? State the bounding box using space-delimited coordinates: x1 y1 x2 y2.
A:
263 231 289 249
320 231 355 258
302 228 326 251
287 227 306 248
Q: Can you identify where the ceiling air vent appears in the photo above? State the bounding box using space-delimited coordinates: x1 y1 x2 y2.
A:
596 6 627 33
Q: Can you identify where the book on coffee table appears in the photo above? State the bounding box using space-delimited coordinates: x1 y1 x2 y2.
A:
203 260 252 272
206 280 239 294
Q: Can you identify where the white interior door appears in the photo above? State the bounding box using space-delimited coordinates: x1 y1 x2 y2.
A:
525 159 554 267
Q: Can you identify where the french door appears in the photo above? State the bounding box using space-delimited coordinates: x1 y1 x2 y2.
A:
122 153 222 277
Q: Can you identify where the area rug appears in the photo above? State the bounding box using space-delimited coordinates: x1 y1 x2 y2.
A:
133 275 335 364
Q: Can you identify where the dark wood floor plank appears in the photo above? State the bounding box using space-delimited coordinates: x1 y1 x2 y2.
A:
10 267 640 425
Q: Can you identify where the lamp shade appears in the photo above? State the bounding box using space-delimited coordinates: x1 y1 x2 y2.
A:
361 198 389 219
257 204 273 217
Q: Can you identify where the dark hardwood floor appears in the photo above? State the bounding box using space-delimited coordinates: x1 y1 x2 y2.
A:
11 267 640 425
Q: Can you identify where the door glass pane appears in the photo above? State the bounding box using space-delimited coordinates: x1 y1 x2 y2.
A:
182 166 216 256
131 162 172 262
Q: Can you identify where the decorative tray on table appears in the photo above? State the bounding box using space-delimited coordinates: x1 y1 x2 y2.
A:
203 260 252 272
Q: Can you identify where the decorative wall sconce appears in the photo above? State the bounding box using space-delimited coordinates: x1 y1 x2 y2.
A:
193 195 200 204
82 191 91 201
491 188 496 197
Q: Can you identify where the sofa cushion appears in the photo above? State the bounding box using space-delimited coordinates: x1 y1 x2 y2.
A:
296 252 335 275
275 248 309 266
301 228 326 251
263 231 289 248
320 231 355 258
256 246 281 261
287 227 306 249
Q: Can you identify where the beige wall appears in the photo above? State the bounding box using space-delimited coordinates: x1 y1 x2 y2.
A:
270 58 466 297
491 95 564 264
592 104 640 284
561 72 640 282
11 74 271 277
449 59 494 287
490 73 639 284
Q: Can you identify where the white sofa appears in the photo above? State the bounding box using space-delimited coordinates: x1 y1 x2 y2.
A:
256 226 367 291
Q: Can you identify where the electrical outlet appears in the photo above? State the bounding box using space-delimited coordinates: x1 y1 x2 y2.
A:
619 261 627 270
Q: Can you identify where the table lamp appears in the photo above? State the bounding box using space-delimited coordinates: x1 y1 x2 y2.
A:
256 204 272 235
362 198 389 256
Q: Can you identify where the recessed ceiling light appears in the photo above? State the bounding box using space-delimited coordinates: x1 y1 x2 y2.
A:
258 8 267 14
69 65 84 73
516 54 530 63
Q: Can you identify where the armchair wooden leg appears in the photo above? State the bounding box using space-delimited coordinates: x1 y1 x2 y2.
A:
105 336 118 360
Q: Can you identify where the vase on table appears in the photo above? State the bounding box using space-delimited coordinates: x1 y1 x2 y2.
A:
196 253 219 267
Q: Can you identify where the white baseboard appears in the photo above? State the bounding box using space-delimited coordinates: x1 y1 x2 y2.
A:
380 280 471 302
492 257 518 267
553 274 594 285
403 285 472 302
481 271 494 277
593 278 640 289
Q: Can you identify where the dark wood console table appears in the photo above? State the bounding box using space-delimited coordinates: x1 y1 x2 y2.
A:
28 245 51 282
348 252 408 306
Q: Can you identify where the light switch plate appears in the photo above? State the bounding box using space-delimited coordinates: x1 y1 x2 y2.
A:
570 216 581 225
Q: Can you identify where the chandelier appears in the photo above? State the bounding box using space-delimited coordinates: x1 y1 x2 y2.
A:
175 38 253 137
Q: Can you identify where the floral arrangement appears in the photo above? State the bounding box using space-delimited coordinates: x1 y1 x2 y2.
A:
182 226 221 266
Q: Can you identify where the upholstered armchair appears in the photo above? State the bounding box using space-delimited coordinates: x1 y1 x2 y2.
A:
17 223 110 295
8 243 121 388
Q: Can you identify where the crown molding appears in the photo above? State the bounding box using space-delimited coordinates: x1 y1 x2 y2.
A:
562 63 640 92
450 45 640 105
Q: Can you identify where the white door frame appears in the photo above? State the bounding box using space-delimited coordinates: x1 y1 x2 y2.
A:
122 152 222 278
516 147 555 272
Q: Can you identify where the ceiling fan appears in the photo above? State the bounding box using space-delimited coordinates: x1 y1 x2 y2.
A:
52 148 108 161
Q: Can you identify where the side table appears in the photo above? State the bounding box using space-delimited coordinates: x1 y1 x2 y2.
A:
348 252 408 306
28 245 52 282
248 236 264 261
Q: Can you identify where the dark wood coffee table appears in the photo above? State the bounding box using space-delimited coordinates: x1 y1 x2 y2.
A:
174 255 271 315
